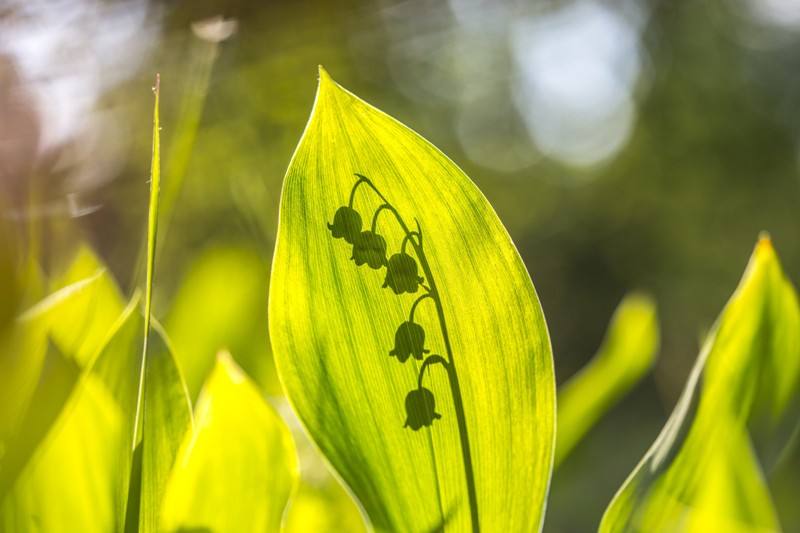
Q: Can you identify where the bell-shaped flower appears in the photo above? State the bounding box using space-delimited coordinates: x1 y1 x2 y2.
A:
350 230 387 269
390 321 429 363
403 387 442 430
327 206 362 244
383 253 424 294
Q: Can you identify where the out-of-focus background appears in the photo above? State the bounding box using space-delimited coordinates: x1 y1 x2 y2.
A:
1 0 799 531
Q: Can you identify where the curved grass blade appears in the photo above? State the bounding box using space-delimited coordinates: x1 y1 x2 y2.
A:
132 74 193 533
555 292 659 467
161 352 298 532
270 68 555 532
600 236 800 532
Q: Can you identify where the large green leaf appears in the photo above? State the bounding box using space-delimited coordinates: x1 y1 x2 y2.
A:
600 237 800 532
555 292 659 467
161 352 298 532
270 68 555 532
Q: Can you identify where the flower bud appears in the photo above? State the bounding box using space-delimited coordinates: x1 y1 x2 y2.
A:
327 206 362 244
390 321 429 362
383 253 424 294
350 230 388 269
403 387 442 430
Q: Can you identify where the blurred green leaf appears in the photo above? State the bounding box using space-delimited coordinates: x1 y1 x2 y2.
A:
165 246 277 400
0 257 126 511
270 68 555 532
555 292 659 466
0 366 123 533
23 253 122 368
51 242 127 350
0 295 141 532
601 237 800 532
284 478 368 533
0 341 79 501
160 352 297 532
0 272 108 447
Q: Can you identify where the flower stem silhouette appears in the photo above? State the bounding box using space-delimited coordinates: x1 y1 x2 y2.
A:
328 173 480 532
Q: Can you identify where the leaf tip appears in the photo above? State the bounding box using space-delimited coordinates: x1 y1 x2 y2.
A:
753 232 779 268
318 65 332 84
757 231 772 252
215 350 246 384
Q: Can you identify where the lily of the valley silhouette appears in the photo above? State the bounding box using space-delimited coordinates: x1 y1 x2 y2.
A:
327 173 480 532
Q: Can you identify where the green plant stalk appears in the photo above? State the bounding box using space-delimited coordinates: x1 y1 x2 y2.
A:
133 74 161 447
129 40 219 294
355 175 480 533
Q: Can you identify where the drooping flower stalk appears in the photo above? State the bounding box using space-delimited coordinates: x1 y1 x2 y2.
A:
327 173 480 532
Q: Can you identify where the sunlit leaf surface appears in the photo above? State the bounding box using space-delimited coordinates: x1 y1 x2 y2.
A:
0 269 123 494
270 68 555 532
601 237 800 532
0 342 79 501
0 274 104 447
49 243 126 360
556 292 659 466
161 353 297 532
0 296 141 532
0 369 122 533
138 322 192 533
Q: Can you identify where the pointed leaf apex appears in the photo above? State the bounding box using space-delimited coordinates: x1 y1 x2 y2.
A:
756 231 773 252
318 65 332 84
215 350 247 385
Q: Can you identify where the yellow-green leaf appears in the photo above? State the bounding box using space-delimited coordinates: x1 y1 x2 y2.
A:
161 352 298 532
0 297 141 532
601 237 800 532
555 292 659 467
0 369 123 533
269 68 555 532
138 321 192 533
0 270 121 475
48 242 126 363
0 341 79 501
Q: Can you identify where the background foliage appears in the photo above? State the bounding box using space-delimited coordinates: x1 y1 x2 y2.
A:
1 0 800 531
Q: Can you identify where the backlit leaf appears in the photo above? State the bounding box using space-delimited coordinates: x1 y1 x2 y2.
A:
161 353 297 532
601 237 800 532
555 292 659 466
269 68 555 532
0 369 122 533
